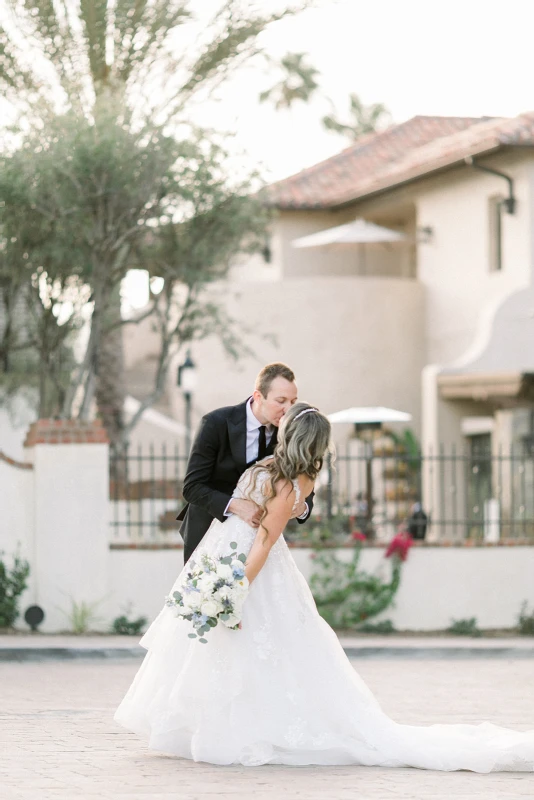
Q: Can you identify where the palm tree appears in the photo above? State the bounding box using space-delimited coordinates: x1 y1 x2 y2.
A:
323 93 392 140
259 52 320 109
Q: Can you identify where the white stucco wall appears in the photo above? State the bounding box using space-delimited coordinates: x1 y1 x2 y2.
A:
292 545 534 630
416 154 534 366
108 549 184 623
0 459 33 559
28 443 110 633
174 276 425 437
0 394 37 461
103 544 534 633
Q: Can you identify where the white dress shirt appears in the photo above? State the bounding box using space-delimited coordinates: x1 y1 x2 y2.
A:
245 396 274 463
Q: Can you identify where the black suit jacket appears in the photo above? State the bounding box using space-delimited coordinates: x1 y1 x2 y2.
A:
177 398 314 563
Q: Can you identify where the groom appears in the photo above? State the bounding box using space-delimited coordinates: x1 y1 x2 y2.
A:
177 362 314 563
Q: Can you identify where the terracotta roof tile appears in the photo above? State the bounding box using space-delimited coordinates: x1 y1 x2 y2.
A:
267 113 534 209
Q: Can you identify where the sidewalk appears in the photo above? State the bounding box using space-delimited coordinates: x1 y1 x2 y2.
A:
2 655 534 798
1 632 534 661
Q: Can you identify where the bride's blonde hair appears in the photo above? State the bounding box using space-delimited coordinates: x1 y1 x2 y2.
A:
247 402 331 539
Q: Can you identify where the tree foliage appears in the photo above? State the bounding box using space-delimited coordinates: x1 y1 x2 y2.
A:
0 0 311 443
259 52 320 109
322 92 392 140
0 110 268 441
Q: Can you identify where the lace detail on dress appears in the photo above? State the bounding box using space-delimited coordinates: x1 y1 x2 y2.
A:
236 463 302 516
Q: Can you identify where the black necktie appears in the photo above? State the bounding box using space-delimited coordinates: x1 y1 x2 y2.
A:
258 425 267 460
266 426 277 456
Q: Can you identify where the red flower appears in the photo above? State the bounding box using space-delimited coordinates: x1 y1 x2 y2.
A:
351 531 366 542
385 532 413 562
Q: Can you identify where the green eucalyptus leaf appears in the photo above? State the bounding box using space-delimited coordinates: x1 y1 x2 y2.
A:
199 637 208 643
188 633 197 638
237 554 246 563
230 541 238 549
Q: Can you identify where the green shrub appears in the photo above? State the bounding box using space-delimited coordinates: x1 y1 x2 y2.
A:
518 602 534 635
446 617 481 637
0 553 30 628
357 619 396 634
112 614 148 635
291 513 352 546
60 598 103 634
309 539 408 629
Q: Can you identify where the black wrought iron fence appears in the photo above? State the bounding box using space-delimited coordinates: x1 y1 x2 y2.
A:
109 443 188 544
109 443 534 544
320 443 534 542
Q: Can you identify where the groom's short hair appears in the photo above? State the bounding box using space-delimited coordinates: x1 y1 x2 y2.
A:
255 363 295 397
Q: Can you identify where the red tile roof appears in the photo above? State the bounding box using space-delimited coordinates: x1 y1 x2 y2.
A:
267 114 534 209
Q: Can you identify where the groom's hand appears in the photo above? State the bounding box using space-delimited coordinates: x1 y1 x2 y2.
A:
227 498 262 527
290 501 307 520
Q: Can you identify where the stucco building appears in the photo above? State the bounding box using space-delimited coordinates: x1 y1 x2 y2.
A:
123 112 534 536
129 113 534 447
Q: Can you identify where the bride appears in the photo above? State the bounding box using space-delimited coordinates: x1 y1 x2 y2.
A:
114 402 534 771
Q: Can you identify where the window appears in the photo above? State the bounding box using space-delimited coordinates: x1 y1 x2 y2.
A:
488 195 503 272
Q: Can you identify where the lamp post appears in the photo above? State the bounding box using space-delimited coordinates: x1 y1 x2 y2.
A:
177 350 197 454
355 422 382 540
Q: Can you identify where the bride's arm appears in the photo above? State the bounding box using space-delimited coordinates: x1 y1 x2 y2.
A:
245 476 313 584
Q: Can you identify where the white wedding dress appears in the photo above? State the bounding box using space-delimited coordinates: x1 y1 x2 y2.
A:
114 467 534 771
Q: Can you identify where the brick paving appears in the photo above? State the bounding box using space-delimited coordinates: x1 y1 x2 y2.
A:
1 657 533 799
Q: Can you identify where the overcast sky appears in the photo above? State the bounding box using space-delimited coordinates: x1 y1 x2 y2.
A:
207 0 534 181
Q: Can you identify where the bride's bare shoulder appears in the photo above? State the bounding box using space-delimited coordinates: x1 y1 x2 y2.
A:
271 473 313 499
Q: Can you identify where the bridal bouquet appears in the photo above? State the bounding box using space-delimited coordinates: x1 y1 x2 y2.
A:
165 542 249 643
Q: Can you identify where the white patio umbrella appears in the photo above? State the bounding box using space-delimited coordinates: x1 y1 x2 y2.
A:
327 406 412 424
292 219 407 249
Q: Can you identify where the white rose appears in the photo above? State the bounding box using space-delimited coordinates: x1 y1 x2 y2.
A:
216 585 232 600
200 600 219 618
232 579 249 598
216 563 233 581
183 591 202 611
198 574 217 593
